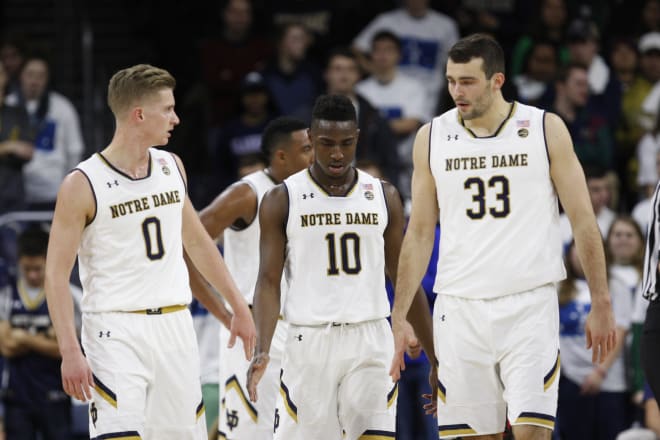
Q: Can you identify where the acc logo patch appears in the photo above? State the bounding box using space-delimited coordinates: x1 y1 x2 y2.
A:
517 128 529 138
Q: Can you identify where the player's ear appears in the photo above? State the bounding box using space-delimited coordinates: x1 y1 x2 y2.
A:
491 72 505 91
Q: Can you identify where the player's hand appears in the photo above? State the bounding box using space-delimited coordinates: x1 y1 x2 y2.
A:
422 363 438 416
61 349 94 402
247 352 270 402
585 297 616 363
580 369 604 395
389 318 418 381
406 339 422 359
229 305 256 361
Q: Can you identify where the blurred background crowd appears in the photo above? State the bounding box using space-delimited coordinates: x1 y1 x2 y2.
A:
2 0 660 439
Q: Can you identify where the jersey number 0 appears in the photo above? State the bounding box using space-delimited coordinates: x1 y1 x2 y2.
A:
142 217 165 260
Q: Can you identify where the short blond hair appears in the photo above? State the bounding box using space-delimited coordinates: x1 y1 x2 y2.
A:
107 64 175 116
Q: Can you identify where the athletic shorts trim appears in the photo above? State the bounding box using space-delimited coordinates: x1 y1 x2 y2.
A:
225 374 258 422
359 429 396 439
387 383 398 408
513 411 555 429
196 399 205 420
218 430 227 440
279 371 298 423
93 373 117 408
544 351 560 391
128 304 187 315
91 431 141 439
438 378 447 403
439 423 477 437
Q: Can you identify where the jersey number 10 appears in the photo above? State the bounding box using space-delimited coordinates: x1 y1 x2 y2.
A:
325 232 362 275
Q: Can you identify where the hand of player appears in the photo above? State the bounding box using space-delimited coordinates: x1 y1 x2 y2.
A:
1 330 29 358
422 363 438 416
389 317 418 381
585 298 616 363
580 369 604 395
247 352 270 402
229 305 256 361
60 349 94 402
406 339 422 359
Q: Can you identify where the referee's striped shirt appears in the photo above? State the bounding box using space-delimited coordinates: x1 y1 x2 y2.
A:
643 182 660 301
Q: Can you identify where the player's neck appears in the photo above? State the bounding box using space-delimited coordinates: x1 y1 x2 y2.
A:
102 133 151 179
310 164 357 196
462 95 512 137
264 166 285 184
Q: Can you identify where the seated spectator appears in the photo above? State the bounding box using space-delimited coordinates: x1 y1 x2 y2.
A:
261 22 322 122
324 48 399 187
197 0 272 126
566 17 623 130
6 55 84 211
510 0 570 77
351 0 458 116
560 165 616 248
637 105 660 198
557 240 633 440
0 60 33 215
0 227 82 439
633 149 660 234
213 72 274 191
549 63 614 170
616 383 660 439
0 34 26 96
356 31 431 212
512 38 559 106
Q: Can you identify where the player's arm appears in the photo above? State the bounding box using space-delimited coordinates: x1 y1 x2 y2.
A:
173 154 256 359
381 181 435 365
545 112 616 363
8 327 62 358
247 184 288 402
45 170 95 401
185 182 258 329
390 123 439 376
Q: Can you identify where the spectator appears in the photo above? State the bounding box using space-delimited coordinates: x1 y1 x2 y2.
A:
633 150 660 233
261 22 322 122
356 31 431 212
0 35 26 96
197 0 272 126
638 32 660 132
324 48 399 187
0 227 82 439
560 165 616 248
549 63 614 170
510 0 570 77
0 60 33 215
6 55 84 211
566 18 623 130
351 0 458 116
213 71 274 192
557 240 633 440
511 39 559 106
637 102 660 198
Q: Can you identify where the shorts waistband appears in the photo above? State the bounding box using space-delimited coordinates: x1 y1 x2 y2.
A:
128 304 187 315
290 318 384 328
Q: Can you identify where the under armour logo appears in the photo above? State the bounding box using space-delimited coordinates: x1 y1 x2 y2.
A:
226 409 239 431
440 314 446 322
302 193 314 200
98 331 111 338
447 134 459 141
295 334 303 341
106 180 119 188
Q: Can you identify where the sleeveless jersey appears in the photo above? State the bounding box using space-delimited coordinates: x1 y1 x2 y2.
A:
283 168 390 325
2 279 65 406
429 102 566 299
75 148 190 312
223 170 277 304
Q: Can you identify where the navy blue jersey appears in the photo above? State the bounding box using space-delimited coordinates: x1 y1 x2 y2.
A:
1 277 66 407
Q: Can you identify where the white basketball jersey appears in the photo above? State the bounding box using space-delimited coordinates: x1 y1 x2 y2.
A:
76 148 190 312
223 170 277 304
283 168 390 325
429 102 566 299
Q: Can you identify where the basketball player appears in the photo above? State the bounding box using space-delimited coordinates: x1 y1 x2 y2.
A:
390 34 617 440
246 94 434 440
187 116 313 439
44 64 256 440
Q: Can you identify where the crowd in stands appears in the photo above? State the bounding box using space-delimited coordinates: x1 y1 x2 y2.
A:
4 0 660 438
